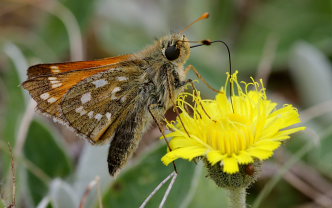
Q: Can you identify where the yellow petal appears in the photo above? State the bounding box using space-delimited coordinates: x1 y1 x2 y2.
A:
207 150 226 165
166 131 185 138
275 127 306 138
253 140 281 151
161 146 207 165
169 138 200 149
235 152 254 164
247 148 273 159
223 157 239 174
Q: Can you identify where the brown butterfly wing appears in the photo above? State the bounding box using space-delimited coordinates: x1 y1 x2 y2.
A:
22 55 134 119
60 63 143 144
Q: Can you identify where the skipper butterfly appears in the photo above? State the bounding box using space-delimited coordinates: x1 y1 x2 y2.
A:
22 13 210 176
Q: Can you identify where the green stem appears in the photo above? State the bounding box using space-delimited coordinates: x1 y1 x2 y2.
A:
228 188 246 208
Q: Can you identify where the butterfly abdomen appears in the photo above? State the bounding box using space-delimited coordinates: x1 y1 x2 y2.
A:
107 108 151 176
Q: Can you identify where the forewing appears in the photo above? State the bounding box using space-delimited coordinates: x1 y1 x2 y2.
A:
27 55 133 79
61 65 143 144
22 55 134 119
22 65 119 119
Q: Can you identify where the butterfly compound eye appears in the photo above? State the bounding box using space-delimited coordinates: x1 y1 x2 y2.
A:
165 45 180 61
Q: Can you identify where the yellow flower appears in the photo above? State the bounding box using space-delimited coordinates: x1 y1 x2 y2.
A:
162 71 305 174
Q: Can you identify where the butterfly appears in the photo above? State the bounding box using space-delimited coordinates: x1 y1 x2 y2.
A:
22 13 210 176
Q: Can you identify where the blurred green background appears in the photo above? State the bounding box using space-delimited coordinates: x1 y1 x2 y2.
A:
1 0 332 207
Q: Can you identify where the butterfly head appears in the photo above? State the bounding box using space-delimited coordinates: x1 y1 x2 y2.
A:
155 12 209 65
159 33 191 65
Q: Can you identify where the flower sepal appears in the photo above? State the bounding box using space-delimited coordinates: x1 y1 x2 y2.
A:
205 159 261 189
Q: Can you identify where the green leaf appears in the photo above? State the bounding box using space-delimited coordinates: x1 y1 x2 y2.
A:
98 21 151 55
24 120 73 205
289 42 332 105
101 144 196 208
37 15 70 60
289 41 332 125
1 47 26 142
1 43 27 175
37 0 96 59
235 0 332 70
62 0 96 29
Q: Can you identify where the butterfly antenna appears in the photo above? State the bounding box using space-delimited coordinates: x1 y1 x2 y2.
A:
191 40 234 112
179 12 209 34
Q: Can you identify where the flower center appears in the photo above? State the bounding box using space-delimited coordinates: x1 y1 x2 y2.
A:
225 113 249 128
209 113 252 155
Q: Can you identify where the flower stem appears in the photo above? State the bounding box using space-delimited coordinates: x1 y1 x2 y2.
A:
228 188 246 208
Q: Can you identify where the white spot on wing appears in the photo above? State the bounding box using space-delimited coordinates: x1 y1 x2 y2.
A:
50 66 59 70
52 83 62 88
40 92 50 100
94 113 102 121
48 77 62 88
106 112 111 120
111 87 121 100
81 92 91 104
88 111 94 119
75 106 83 112
47 97 57 103
120 95 127 103
50 66 60 73
75 106 87 116
117 76 128 81
92 79 108 88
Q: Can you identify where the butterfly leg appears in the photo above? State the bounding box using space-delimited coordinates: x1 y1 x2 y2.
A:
148 103 178 173
184 64 222 93
148 103 168 145
185 65 234 113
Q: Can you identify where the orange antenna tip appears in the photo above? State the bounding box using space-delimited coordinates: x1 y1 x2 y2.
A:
201 12 210 19
180 12 210 34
